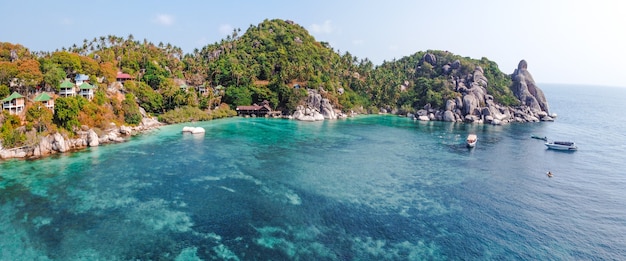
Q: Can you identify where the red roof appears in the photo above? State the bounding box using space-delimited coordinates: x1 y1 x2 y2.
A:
116 72 134 79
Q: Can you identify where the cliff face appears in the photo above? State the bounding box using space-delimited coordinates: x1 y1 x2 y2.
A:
511 60 550 115
411 56 554 125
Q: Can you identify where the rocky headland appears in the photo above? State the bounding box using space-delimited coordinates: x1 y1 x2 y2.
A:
289 58 553 125
406 58 553 124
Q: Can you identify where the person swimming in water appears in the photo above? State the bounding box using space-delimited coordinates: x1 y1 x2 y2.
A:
547 171 553 178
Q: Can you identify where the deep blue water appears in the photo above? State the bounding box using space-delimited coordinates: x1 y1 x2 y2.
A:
1 84 625 260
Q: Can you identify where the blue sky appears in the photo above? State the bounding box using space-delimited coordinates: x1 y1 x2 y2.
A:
1 0 625 87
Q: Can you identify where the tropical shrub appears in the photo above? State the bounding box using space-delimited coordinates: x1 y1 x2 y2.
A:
121 93 142 125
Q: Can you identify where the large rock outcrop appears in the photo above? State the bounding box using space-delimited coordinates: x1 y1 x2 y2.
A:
320 99 337 119
52 132 68 152
292 89 339 121
412 54 552 125
511 60 550 115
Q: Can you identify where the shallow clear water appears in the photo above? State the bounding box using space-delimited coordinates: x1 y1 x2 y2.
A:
1 84 625 260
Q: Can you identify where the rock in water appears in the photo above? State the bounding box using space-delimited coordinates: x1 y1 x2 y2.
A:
321 99 337 119
88 129 99 147
293 89 339 121
52 132 68 152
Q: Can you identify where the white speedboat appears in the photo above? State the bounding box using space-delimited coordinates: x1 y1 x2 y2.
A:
466 134 477 148
545 141 577 151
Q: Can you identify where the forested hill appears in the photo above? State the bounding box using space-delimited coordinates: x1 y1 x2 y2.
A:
0 18 532 150
186 18 519 114
185 18 519 114
1 19 522 130
187 18 374 113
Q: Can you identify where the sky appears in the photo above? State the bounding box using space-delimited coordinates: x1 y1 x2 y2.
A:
1 0 625 87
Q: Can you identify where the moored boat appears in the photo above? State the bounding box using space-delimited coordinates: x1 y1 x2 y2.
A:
545 141 577 151
182 126 206 134
531 135 547 141
466 134 477 148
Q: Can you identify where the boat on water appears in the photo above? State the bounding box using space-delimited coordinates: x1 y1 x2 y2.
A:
466 134 477 148
545 141 577 151
182 126 206 134
531 135 547 141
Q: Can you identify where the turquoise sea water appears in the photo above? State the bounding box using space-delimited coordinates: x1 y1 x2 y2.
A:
1 84 625 260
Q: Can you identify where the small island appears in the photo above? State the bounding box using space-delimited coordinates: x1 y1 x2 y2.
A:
1 19 551 160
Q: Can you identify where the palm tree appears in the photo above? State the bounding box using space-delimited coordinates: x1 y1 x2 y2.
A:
107 35 115 47
99 36 106 48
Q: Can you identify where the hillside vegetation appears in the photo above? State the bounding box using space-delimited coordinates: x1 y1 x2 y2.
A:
0 18 518 149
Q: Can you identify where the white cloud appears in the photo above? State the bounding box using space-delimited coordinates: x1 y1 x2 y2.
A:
154 14 174 26
219 24 234 36
309 20 334 34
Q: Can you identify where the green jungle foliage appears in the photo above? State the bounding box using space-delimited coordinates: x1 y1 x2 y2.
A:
0 112 26 148
25 103 54 133
0 19 521 149
121 93 142 125
191 19 373 112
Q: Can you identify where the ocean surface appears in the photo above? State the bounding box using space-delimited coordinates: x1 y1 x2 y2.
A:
1 84 625 260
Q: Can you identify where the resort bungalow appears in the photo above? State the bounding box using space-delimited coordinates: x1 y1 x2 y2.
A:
214 85 224 96
79 82 95 100
179 83 189 92
34 92 55 111
116 72 134 83
197 83 207 95
2 92 25 115
75 74 89 86
59 79 76 97
236 103 272 117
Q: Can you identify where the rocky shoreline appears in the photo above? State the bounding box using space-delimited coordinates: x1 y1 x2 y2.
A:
1 60 553 160
0 117 162 160
290 59 554 125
